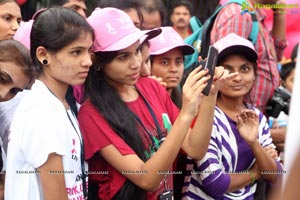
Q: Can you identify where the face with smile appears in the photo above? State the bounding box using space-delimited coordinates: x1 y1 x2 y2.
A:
0 1 21 40
103 41 142 88
0 61 31 102
151 48 184 91
40 32 93 87
219 54 256 98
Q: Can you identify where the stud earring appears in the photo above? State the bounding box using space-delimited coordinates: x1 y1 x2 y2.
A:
42 59 48 65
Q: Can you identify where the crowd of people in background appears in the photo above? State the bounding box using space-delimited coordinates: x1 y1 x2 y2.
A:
0 0 298 199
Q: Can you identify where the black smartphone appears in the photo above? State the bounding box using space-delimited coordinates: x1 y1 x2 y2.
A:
202 45 218 96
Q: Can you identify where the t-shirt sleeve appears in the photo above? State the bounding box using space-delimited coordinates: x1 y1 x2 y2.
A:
256 110 284 182
78 103 135 160
192 125 230 198
20 109 68 168
257 110 275 148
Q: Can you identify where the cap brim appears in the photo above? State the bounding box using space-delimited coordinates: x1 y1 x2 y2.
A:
150 44 195 56
218 45 258 63
97 31 143 52
141 28 162 42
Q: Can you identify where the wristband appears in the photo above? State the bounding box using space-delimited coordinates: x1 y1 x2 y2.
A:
250 172 255 185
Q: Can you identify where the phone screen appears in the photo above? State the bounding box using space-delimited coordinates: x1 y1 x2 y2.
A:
202 46 218 96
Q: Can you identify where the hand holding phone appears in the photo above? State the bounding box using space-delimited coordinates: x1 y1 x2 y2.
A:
201 46 218 96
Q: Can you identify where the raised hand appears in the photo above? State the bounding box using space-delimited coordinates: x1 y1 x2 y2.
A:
237 109 259 146
181 67 210 117
209 67 239 96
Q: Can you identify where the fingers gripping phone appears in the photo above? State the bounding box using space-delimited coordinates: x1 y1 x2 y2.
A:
201 46 218 96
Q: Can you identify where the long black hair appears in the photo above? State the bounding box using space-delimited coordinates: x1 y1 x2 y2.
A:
85 51 146 199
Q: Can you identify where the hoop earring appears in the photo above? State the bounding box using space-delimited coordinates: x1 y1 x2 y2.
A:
42 59 48 65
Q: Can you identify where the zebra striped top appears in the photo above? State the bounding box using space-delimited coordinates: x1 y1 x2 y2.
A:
182 106 281 200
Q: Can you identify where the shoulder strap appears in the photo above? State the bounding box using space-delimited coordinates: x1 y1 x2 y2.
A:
228 0 259 44
199 3 226 58
200 0 259 58
248 13 259 44
189 16 202 33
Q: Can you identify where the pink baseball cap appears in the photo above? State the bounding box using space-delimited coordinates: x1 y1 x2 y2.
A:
87 7 161 52
32 8 48 20
13 20 33 50
149 26 194 56
213 33 258 62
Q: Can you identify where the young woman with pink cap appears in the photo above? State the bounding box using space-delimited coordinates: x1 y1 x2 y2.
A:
149 26 195 108
148 26 236 199
78 7 231 200
182 33 282 200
